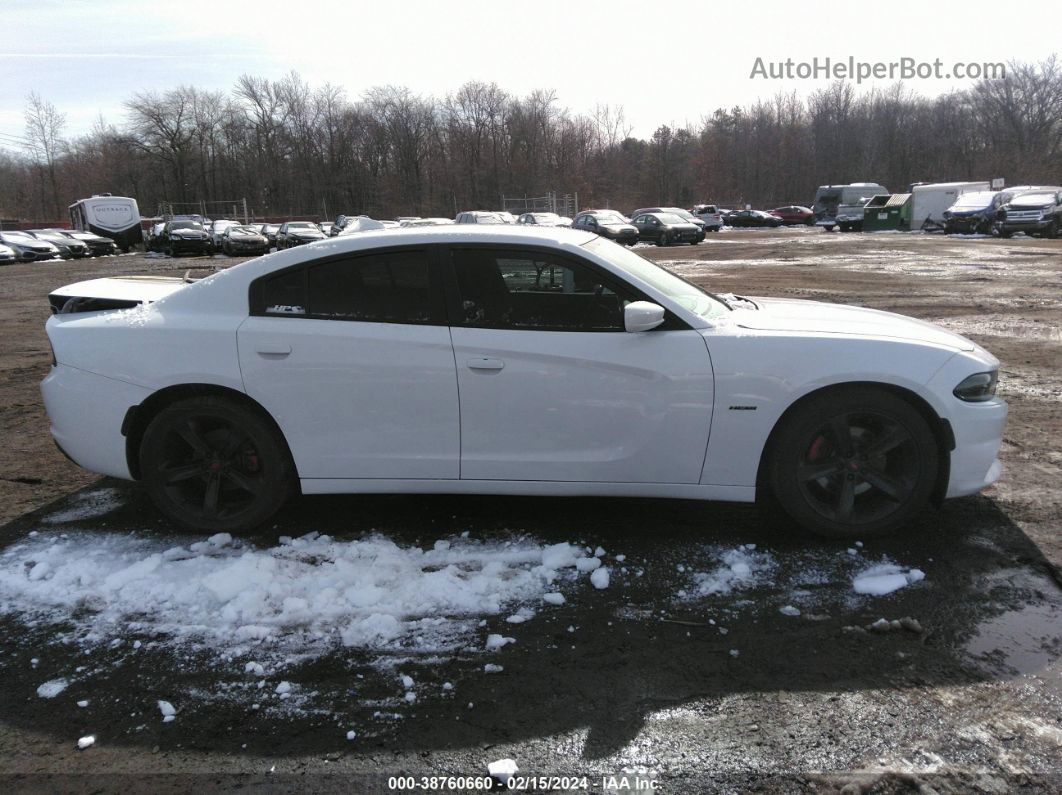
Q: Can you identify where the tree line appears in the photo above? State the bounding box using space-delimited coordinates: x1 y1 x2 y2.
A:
2 56 1060 223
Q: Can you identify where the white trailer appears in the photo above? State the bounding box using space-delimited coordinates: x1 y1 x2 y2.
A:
68 194 143 251
910 182 990 230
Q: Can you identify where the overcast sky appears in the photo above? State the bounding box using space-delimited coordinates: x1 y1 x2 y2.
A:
2 0 1059 147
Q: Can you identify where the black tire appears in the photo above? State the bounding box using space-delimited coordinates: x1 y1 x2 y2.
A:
165 245 176 257
139 396 294 532
823 225 835 232
1046 220 1060 239
657 232 671 247
766 387 939 538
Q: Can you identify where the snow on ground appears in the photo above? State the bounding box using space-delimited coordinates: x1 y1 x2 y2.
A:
852 564 925 596
40 488 124 525
675 544 927 614
0 531 599 669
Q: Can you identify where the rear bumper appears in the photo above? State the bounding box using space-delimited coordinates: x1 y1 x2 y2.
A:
41 364 151 480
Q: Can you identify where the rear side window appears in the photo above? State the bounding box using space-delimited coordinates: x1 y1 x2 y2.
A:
253 249 436 323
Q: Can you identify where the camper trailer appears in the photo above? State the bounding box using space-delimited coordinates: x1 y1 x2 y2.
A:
909 182 990 231
68 194 143 251
812 183 887 231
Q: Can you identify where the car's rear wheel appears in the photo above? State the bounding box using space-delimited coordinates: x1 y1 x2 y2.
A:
1046 219 1060 239
767 388 938 538
140 397 293 532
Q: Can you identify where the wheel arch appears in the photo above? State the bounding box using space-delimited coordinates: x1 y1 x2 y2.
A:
122 383 299 484
754 380 952 508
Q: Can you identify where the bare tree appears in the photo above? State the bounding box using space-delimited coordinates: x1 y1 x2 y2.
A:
23 91 66 217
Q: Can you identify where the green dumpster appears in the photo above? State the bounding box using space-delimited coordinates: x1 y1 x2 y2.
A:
863 193 912 232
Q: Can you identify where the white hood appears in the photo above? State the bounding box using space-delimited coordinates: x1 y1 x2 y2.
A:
731 297 977 352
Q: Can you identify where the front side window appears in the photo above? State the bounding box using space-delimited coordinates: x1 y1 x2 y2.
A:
451 248 635 331
254 250 434 323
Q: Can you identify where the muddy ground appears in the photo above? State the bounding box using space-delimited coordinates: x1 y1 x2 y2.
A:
0 229 1059 793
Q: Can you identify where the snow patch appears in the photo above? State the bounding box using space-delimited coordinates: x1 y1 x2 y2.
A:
36 679 68 698
853 564 926 596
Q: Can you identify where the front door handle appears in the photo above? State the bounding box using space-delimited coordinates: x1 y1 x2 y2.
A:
255 343 291 357
467 357 504 371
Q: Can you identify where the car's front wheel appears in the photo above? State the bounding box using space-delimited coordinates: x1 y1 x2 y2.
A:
140 396 294 532
767 388 939 538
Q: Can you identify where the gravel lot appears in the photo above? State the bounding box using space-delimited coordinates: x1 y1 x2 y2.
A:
0 229 1059 792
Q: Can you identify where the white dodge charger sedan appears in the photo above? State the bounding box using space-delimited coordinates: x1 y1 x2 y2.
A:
42 226 1006 537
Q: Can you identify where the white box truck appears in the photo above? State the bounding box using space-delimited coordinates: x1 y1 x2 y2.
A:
910 182 990 231
68 194 143 252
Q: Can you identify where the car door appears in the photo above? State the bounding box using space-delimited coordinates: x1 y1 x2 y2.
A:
445 246 714 483
237 246 460 480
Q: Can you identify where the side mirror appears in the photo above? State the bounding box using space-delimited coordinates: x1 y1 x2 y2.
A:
624 301 666 333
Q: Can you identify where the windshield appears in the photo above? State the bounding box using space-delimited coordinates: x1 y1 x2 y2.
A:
665 208 695 220
1011 192 1055 206
231 226 258 234
1 232 34 241
951 192 995 209
583 236 728 321
474 214 505 224
654 213 686 224
170 221 201 230
594 212 626 224
288 222 316 229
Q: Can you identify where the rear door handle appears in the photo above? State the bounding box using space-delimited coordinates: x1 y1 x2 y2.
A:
255 343 291 357
467 357 504 371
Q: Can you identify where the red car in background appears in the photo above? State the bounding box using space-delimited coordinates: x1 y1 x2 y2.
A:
769 205 815 225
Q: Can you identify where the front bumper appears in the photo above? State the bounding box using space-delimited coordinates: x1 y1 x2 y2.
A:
1000 218 1053 234
170 238 211 253
41 364 152 480
943 396 1007 498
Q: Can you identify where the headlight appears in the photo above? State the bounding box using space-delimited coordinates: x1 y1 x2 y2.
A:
953 371 998 402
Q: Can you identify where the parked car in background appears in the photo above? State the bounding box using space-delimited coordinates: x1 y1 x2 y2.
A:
159 220 212 256
997 188 1062 238
221 225 271 256
42 225 1006 539
0 231 61 261
337 217 387 235
632 207 707 241
50 229 118 256
456 211 508 225
258 224 279 248
516 212 569 227
630 211 702 245
942 191 1012 235
331 215 364 236
276 221 327 249
769 206 815 225
725 210 784 228
493 211 516 224
399 218 455 227
0 243 17 264
27 230 90 259
690 204 724 231
395 216 421 223
209 220 240 250
318 222 334 237
571 210 639 245
813 183 887 231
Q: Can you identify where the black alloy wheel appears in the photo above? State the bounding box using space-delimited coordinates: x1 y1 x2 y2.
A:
768 388 938 537
140 397 293 532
